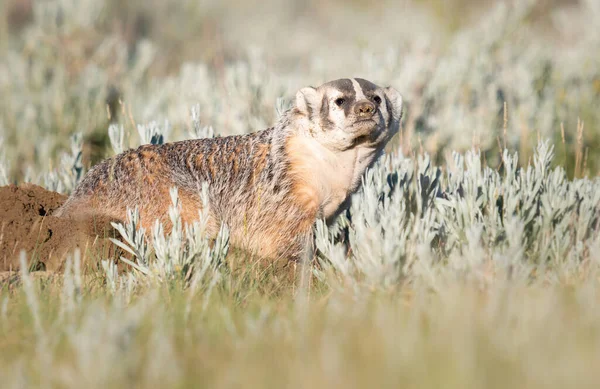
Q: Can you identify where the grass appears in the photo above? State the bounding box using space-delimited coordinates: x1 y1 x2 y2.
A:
3 265 600 388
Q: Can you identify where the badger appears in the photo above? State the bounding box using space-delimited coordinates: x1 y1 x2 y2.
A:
57 78 403 261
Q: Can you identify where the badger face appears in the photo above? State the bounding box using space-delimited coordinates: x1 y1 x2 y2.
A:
295 78 403 151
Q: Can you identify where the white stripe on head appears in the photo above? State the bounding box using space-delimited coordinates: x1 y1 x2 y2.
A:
350 78 366 101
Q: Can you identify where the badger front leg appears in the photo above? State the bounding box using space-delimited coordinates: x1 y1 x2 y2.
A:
248 215 316 262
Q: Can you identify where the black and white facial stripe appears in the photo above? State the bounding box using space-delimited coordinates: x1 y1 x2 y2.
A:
319 78 382 118
319 78 393 124
324 78 355 117
294 77 402 149
321 78 391 130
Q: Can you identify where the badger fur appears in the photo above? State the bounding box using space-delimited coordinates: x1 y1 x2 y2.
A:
57 78 403 261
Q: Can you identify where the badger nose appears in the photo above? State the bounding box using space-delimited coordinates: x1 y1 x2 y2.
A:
354 100 376 118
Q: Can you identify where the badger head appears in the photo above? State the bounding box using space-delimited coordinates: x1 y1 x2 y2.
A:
294 78 403 151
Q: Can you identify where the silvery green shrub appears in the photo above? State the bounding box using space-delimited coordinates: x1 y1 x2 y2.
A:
316 140 600 290
108 183 229 289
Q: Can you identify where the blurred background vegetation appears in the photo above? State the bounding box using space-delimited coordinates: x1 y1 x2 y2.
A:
0 0 598 184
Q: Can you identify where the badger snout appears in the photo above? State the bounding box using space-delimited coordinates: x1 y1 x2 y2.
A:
354 100 376 119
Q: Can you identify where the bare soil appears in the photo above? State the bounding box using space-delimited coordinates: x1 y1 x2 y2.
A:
0 184 119 272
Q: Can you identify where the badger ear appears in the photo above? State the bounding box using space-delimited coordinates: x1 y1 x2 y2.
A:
383 86 403 121
295 87 319 117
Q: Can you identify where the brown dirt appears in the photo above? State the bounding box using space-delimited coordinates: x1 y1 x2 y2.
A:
0 184 120 273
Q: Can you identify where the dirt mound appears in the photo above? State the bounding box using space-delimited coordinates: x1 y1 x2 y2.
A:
0 184 119 272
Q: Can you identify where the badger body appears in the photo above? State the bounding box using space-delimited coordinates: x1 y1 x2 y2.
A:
57 78 403 260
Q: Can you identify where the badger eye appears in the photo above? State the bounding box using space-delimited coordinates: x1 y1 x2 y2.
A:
334 98 345 107
373 95 382 104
